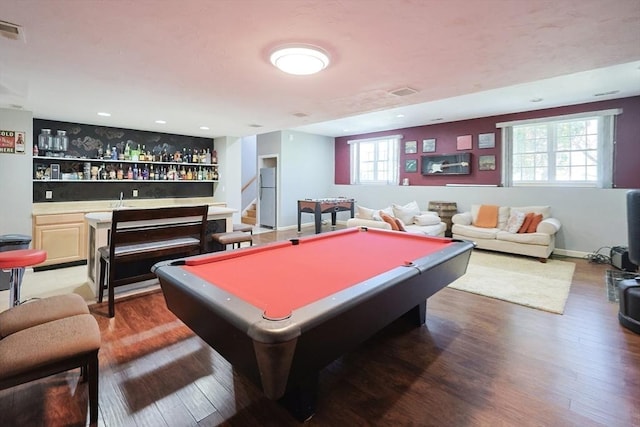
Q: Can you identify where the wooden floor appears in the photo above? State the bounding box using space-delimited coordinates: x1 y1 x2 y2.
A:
1 226 639 426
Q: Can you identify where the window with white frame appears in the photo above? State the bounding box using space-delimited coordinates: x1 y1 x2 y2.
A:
349 135 401 185
498 109 620 188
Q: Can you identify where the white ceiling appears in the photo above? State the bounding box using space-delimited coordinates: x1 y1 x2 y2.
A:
1 0 639 139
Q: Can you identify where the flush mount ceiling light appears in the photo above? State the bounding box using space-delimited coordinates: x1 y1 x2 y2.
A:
270 44 330 75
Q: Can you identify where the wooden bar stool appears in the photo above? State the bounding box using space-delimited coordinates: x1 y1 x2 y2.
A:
211 231 253 250
0 249 47 307
233 223 253 235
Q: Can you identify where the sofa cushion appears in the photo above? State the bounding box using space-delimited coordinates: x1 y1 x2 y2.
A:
496 230 551 246
451 224 499 240
511 205 551 219
394 218 407 232
505 211 526 233
518 213 534 233
414 213 441 226
527 213 544 233
471 205 510 229
392 201 421 224
356 205 377 220
379 212 399 230
372 206 394 221
473 204 499 228
405 222 446 237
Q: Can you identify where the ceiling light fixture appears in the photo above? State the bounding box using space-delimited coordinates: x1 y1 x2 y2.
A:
530 97 544 103
199 126 210 130
270 44 330 75
155 120 166 124
97 112 111 117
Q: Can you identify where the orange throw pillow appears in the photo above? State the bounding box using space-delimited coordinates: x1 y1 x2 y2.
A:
474 205 499 228
527 214 543 233
380 212 399 231
394 218 407 232
518 213 534 233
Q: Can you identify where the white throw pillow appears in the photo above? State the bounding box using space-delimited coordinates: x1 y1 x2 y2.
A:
414 213 441 226
356 205 377 220
392 201 421 224
505 211 526 233
372 206 394 221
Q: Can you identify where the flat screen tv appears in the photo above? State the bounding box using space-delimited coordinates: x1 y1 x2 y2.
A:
421 153 471 175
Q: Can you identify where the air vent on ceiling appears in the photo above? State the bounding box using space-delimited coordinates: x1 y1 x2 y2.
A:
292 112 309 117
248 124 263 128
594 90 620 97
389 87 418 97
0 20 25 42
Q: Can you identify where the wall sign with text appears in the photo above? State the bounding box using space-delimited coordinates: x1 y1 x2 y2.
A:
0 130 26 154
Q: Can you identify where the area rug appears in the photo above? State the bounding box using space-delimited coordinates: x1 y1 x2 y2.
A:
448 250 576 314
605 269 639 303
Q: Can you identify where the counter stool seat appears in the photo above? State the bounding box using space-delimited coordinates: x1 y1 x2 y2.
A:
232 224 253 235
211 231 253 249
0 249 47 308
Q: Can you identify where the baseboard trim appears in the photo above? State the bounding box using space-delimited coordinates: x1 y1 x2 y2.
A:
34 260 87 272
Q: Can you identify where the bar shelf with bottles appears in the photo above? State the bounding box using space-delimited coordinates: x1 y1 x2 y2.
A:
33 145 219 182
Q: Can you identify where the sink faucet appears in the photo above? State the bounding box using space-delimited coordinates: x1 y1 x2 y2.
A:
116 191 124 208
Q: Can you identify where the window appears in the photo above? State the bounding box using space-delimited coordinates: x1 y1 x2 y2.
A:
499 109 620 188
349 135 401 185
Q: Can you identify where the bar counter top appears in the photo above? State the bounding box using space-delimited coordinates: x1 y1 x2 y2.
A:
32 197 229 216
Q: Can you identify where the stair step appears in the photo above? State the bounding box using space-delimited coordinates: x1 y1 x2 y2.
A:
241 216 256 225
245 210 256 218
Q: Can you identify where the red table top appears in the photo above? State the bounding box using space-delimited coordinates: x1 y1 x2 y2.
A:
184 228 452 319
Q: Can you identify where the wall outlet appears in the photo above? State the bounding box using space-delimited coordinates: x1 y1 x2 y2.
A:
45 191 53 199
132 189 138 197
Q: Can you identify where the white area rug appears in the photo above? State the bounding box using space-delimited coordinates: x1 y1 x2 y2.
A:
448 250 576 314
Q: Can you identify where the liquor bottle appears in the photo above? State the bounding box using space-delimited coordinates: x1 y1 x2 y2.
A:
104 146 112 160
124 142 131 160
133 164 139 180
154 166 160 180
149 166 155 180
111 146 118 160
127 166 133 180
116 164 124 180
142 164 149 180
33 143 39 157
211 150 217 164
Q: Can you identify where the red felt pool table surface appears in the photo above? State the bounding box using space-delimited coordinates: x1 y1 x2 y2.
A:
183 228 453 319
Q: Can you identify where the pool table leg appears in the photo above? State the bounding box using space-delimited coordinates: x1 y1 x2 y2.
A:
278 374 318 422
403 300 426 326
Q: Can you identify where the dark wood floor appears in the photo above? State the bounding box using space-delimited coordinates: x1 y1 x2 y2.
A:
1 226 639 426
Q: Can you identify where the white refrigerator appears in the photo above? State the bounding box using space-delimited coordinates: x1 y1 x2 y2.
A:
259 167 277 229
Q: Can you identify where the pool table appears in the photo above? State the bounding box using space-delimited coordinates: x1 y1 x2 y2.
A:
153 227 473 420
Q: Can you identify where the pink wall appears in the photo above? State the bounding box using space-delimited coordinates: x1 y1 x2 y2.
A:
335 96 640 189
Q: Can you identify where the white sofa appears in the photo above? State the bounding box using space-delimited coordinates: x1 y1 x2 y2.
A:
346 202 447 237
451 205 561 260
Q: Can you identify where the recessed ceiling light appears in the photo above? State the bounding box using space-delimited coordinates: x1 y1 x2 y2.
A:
530 97 544 103
431 117 444 121
97 112 111 117
155 120 166 124
270 44 330 75
199 126 210 130
396 114 405 118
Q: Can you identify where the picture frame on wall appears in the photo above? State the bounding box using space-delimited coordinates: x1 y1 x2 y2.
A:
422 138 436 152
478 132 496 149
405 158 418 173
478 154 496 171
405 140 417 154
456 135 472 150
